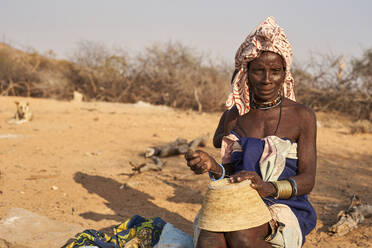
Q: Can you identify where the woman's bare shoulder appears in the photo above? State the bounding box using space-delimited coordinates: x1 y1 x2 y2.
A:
284 98 315 115
283 98 316 132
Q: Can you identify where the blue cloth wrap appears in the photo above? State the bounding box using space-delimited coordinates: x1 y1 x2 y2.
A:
230 134 316 245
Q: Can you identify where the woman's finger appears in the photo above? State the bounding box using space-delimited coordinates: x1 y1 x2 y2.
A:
186 156 201 167
185 149 198 160
230 173 250 183
191 163 207 174
250 174 264 187
229 171 262 183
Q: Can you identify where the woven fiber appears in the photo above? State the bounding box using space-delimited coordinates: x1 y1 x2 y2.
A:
197 178 272 232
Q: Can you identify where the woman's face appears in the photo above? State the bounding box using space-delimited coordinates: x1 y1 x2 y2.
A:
248 51 285 103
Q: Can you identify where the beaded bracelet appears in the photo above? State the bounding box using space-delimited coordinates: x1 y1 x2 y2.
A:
209 163 225 181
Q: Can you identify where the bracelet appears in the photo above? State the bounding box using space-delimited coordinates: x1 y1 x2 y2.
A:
271 180 293 199
209 163 225 181
288 177 298 197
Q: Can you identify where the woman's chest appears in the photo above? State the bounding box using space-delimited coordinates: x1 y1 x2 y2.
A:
234 109 300 142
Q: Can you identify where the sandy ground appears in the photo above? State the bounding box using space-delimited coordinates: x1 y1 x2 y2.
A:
0 96 371 248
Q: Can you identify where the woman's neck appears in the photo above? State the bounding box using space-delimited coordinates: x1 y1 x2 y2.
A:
251 95 282 110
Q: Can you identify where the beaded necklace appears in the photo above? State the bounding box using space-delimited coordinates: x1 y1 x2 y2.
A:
252 95 283 135
251 94 282 110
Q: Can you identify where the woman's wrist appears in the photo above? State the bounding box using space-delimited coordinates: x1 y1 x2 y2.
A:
209 162 225 181
267 182 278 198
210 161 221 174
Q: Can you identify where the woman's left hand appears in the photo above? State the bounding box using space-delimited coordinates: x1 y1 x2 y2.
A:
229 171 276 198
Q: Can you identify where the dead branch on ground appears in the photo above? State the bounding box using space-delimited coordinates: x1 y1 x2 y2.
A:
127 134 210 175
145 133 210 158
328 195 372 236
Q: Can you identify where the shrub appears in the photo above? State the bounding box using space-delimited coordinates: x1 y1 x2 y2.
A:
128 42 230 111
0 40 371 118
349 120 372 134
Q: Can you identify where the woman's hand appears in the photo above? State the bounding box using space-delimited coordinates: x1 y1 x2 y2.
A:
230 171 276 198
184 150 218 175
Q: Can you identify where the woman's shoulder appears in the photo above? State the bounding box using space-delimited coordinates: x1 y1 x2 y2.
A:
225 105 239 123
283 98 315 116
283 98 316 130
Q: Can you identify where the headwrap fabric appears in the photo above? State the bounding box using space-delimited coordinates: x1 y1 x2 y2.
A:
226 16 296 116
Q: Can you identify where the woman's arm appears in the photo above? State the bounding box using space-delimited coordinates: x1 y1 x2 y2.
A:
213 110 228 148
213 106 239 148
292 106 317 196
213 69 240 148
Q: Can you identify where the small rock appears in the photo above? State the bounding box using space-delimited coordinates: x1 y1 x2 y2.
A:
51 186 58 190
327 203 339 208
85 152 101 156
72 91 84 102
145 148 156 158
0 134 23 139
119 184 126 190
20 191 25 194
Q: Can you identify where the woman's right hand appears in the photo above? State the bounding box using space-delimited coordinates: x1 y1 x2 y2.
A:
184 150 217 174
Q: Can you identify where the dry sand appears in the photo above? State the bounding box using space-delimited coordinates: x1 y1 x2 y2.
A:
0 96 371 247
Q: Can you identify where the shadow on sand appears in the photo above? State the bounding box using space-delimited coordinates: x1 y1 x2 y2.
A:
73 172 193 234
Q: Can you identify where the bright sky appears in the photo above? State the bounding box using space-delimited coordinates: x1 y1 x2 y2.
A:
1 0 371 65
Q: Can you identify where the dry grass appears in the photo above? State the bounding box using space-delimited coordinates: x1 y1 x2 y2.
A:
0 41 231 112
349 120 372 134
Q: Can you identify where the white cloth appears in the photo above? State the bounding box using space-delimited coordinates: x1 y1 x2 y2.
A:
267 204 303 248
155 223 193 248
260 136 297 182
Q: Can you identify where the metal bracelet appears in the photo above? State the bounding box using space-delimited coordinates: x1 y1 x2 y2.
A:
288 177 298 198
209 163 225 181
272 180 293 199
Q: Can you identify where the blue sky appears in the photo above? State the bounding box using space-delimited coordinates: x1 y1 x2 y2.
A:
1 0 371 65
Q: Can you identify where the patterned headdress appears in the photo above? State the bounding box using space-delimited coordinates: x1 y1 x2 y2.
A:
226 16 296 115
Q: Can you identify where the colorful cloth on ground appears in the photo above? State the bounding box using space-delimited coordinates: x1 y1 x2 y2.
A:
225 16 296 116
63 215 166 248
221 132 316 246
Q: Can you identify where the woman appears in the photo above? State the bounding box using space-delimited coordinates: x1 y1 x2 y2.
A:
185 17 317 248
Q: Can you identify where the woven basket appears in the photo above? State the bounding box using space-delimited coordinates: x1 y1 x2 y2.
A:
197 178 272 232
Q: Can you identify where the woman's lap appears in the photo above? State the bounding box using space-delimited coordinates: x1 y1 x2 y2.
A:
193 203 303 248
196 222 271 248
